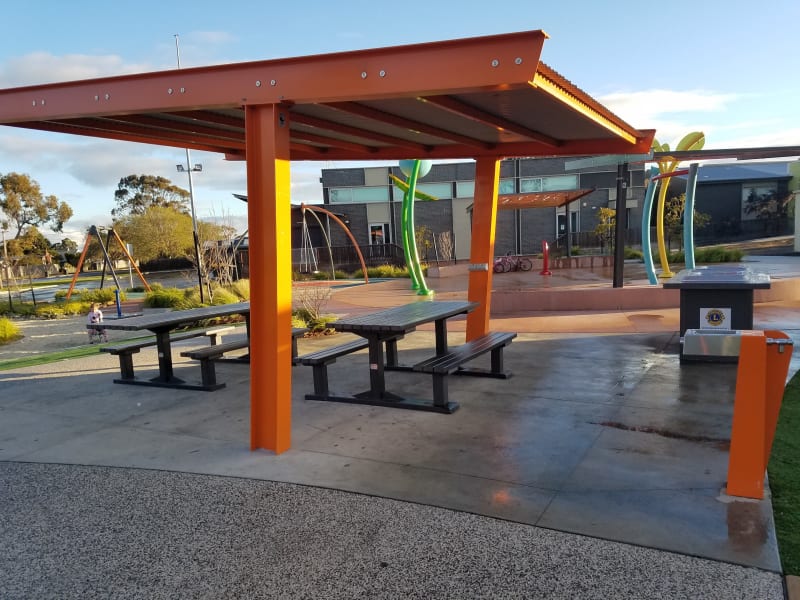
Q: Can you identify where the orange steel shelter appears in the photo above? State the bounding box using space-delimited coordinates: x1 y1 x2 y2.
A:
0 30 654 453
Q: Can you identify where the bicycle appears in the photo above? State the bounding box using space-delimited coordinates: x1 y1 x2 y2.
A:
493 252 532 273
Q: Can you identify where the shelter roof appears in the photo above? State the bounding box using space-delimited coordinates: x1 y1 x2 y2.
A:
0 30 653 161
498 189 595 209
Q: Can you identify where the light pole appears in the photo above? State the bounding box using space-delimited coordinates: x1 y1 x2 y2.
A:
177 160 206 303
174 34 207 303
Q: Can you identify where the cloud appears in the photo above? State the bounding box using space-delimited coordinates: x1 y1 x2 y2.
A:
0 52 154 87
598 89 738 124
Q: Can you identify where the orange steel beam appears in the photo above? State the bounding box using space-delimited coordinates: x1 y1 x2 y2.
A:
56 117 246 150
290 112 427 152
8 121 239 154
0 31 548 122
108 114 246 141
291 129 378 154
727 330 793 499
326 101 492 149
246 103 293 454
290 142 330 156
420 95 560 147
175 110 246 129
466 157 500 340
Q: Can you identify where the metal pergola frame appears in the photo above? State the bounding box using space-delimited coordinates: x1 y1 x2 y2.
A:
0 30 654 453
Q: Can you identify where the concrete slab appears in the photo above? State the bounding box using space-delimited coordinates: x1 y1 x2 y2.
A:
0 328 787 573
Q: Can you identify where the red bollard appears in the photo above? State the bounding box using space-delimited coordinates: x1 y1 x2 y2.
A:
540 240 552 275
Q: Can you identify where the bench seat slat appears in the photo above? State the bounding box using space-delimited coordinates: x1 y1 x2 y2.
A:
180 338 249 360
298 338 369 365
413 332 516 374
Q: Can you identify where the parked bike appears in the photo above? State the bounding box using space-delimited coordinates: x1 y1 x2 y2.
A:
493 252 533 273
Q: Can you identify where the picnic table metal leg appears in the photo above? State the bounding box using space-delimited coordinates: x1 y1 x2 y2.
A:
385 337 399 367
366 337 386 396
153 331 183 384
435 319 448 355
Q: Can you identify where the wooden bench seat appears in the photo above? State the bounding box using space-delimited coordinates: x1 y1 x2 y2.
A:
101 328 231 381
298 338 370 398
411 332 516 407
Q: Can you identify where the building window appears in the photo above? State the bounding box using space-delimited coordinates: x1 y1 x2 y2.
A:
392 182 452 201
330 186 389 204
456 178 514 197
741 183 779 221
456 180 475 197
521 175 578 193
370 223 389 244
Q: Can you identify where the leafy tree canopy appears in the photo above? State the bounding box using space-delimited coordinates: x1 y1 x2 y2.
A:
114 205 230 264
113 174 190 217
0 172 73 238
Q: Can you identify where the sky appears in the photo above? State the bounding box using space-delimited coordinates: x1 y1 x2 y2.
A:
0 0 798 245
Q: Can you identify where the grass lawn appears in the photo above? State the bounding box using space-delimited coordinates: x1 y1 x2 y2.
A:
769 370 800 576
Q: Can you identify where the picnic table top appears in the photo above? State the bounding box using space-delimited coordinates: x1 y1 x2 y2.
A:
88 302 250 332
333 300 477 334
663 266 771 290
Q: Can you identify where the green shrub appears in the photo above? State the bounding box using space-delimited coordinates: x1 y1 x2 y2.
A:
625 247 644 260
144 287 186 308
210 287 239 305
0 301 37 317
78 288 124 304
227 279 250 300
665 246 744 264
0 317 22 344
352 264 410 279
291 314 307 329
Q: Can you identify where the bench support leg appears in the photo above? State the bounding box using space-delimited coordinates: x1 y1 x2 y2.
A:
312 363 330 397
432 374 449 408
198 358 218 388
490 346 505 375
118 354 136 380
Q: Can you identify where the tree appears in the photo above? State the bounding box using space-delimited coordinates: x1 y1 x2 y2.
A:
52 237 79 254
114 205 232 269
114 205 195 262
664 193 711 251
594 207 616 253
0 172 73 238
113 174 190 217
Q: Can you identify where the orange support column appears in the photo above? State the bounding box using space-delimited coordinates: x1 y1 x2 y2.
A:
245 104 293 453
466 157 500 341
727 330 793 498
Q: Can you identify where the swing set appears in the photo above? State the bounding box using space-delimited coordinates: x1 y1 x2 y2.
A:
65 225 151 300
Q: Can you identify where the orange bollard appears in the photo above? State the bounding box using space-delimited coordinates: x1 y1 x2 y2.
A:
726 330 793 499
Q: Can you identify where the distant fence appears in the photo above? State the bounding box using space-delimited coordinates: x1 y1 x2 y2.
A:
292 243 406 273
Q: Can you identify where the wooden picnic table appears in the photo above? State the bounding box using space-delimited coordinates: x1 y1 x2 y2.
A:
88 302 250 389
308 300 478 411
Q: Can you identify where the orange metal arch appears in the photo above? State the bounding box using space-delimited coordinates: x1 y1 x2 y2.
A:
300 203 369 283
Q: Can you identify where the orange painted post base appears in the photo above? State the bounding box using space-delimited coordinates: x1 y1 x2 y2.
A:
726 330 793 499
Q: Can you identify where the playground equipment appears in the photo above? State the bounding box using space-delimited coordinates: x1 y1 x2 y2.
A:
65 226 151 300
393 159 435 296
299 204 369 283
